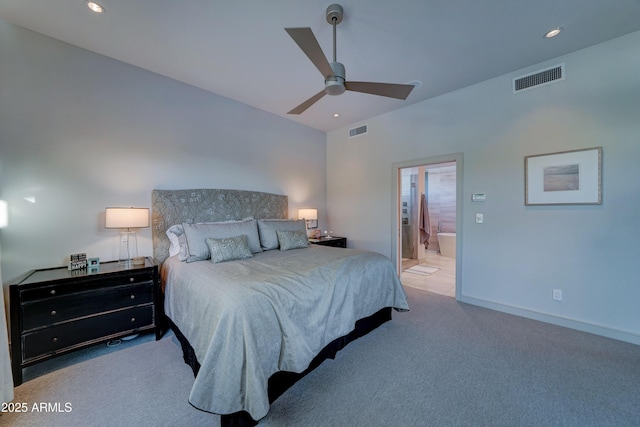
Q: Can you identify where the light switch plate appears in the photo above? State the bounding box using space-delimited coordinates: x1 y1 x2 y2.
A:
475 213 484 223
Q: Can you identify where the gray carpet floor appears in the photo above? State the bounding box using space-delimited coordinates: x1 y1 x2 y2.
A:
4 286 640 426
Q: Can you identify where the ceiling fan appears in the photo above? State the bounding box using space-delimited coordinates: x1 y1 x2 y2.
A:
285 4 415 114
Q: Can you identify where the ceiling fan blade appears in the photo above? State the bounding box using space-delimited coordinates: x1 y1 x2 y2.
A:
345 81 415 100
288 90 327 115
285 27 334 79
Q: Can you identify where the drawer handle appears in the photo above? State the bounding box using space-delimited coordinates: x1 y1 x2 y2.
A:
52 337 59 343
129 277 135 283
130 294 135 300
50 289 56 295
130 317 136 322
50 310 57 316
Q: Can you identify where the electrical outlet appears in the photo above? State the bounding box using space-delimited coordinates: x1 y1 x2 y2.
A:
552 289 563 301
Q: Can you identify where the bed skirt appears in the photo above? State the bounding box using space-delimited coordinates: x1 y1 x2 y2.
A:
167 307 392 426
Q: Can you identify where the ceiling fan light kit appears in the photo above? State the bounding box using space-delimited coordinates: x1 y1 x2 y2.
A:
285 3 414 114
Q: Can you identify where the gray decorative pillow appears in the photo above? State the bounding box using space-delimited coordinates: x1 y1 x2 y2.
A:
206 235 253 264
258 219 307 250
168 217 255 261
276 230 309 251
182 219 262 262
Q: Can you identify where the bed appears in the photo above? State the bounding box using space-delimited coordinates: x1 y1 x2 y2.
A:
152 189 409 426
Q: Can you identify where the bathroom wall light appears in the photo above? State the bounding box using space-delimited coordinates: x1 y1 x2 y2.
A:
298 208 318 229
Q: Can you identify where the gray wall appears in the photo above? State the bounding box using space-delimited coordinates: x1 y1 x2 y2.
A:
327 31 640 344
0 21 326 282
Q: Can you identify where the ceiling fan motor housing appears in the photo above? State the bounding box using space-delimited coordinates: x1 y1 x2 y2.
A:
325 61 346 95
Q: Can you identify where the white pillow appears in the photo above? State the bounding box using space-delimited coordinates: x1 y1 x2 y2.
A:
167 224 189 261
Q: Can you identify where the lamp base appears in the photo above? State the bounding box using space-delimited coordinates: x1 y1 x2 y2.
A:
118 230 138 264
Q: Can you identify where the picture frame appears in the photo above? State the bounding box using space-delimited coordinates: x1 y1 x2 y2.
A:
525 147 602 205
87 257 100 273
69 253 87 271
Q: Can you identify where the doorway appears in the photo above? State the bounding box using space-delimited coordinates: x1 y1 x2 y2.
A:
392 154 463 300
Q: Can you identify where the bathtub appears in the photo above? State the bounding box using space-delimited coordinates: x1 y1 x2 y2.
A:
437 232 456 258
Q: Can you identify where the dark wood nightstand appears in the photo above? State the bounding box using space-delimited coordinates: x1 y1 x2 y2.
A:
9 258 163 385
310 236 347 248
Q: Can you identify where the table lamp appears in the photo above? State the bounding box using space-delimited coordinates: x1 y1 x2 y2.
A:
298 208 318 229
105 207 149 265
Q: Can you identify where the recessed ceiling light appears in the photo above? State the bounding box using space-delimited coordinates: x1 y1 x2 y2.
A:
407 80 422 88
544 27 562 39
333 113 340 118
85 1 105 14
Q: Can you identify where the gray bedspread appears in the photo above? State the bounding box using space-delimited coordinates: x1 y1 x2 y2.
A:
161 245 409 421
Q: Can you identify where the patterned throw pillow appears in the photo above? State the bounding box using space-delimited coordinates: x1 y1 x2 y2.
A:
205 235 254 263
276 230 309 251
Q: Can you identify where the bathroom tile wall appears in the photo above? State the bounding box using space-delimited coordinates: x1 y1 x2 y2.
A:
426 166 456 253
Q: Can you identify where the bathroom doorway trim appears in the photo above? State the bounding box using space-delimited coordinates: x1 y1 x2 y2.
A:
391 153 463 300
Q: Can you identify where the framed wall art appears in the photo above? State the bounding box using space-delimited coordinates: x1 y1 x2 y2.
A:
525 147 602 205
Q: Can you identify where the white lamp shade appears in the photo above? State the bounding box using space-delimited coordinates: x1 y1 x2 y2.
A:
0 200 7 228
105 207 149 229
298 208 318 220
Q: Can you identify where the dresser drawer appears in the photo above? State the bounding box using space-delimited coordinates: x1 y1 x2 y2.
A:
22 282 153 331
22 305 154 361
20 270 154 302
311 237 347 248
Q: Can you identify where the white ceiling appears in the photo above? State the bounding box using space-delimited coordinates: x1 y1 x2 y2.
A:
2 1 640 132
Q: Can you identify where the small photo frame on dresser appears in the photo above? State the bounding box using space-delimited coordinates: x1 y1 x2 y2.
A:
87 257 100 273
69 253 87 271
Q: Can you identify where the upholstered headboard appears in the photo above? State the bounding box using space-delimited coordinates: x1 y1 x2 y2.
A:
152 189 288 264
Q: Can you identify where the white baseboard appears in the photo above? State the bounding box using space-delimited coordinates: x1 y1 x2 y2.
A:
460 295 640 346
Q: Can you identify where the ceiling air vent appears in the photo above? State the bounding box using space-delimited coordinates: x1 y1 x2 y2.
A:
349 124 368 138
513 64 564 93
